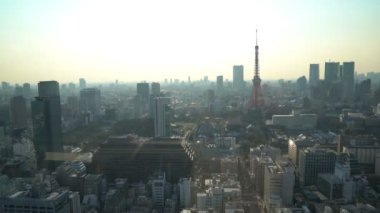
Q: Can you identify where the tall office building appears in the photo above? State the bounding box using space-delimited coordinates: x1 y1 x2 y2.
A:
299 147 337 186
31 81 63 169
216 75 223 91
79 78 86 89
153 97 171 137
341 62 355 100
309 64 319 86
233 65 244 90
22 83 31 99
14 85 23 96
10 95 28 130
296 76 307 93
80 88 101 116
137 82 150 103
324 62 340 83
151 82 161 96
150 82 161 116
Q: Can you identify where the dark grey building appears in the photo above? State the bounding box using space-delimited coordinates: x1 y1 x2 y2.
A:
151 82 160 96
10 95 28 130
32 81 63 169
137 82 150 103
0 190 71 213
299 147 337 186
341 62 355 100
324 62 340 83
309 64 319 86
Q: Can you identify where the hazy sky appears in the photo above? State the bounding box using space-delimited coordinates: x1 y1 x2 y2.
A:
1 0 379 84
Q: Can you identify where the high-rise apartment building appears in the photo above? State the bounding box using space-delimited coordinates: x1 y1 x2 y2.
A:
31 81 63 169
299 147 337 186
309 64 319 86
233 65 244 89
153 97 171 137
324 62 340 83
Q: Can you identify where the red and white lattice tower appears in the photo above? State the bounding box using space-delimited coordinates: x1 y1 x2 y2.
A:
249 29 264 108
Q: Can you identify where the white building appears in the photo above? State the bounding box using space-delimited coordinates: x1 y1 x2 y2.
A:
272 111 317 130
214 136 236 148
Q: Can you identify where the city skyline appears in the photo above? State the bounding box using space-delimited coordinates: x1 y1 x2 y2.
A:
1 0 379 84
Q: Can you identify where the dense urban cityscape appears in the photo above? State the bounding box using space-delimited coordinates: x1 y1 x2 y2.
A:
1 1 380 213
1 36 380 212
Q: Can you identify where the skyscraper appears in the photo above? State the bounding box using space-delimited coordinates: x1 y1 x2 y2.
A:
233 65 244 90
10 95 28 130
80 88 101 116
153 97 171 138
309 64 319 86
151 82 161 96
31 81 63 169
216 75 223 91
79 78 86 89
137 82 150 103
22 83 31 99
341 62 355 100
324 62 340 83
